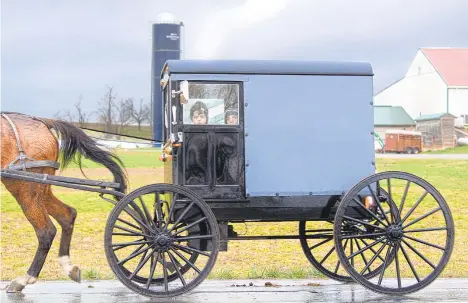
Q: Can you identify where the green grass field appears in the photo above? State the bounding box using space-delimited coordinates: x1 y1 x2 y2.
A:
1 149 467 282
425 145 468 154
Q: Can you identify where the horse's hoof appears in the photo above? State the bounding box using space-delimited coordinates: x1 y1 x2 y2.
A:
69 266 81 283
6 281 25 293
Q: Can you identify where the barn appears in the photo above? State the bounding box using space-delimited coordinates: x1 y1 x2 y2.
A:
374 47 468 127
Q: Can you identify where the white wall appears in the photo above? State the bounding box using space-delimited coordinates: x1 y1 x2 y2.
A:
448 88 468 126
374 50 448 118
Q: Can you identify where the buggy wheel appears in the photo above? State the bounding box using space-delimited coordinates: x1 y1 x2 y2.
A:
299 194 396 283
117 220 199 285
105 184 219 298
334 172 454 295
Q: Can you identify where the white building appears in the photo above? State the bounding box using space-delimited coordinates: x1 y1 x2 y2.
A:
374 47 468 127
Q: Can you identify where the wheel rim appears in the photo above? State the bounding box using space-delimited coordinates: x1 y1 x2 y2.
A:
105 184 219 298
334 172 454 295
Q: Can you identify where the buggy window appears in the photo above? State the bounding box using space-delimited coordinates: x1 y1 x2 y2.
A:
183 83 239 125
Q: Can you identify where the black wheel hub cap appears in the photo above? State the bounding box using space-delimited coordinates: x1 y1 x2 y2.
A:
154 234 172 251
386 225 403 241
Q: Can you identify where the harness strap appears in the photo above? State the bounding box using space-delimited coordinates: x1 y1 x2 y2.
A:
2 113 60 171
2 113 26 154
8 160 60 171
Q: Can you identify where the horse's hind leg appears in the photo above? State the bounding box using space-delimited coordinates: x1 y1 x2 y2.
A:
4 182 57 293
43 189 81 283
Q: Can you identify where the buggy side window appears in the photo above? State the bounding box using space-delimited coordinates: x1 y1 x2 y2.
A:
182 82 239 125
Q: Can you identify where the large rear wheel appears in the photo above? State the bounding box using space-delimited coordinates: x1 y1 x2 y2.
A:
334 172 454 295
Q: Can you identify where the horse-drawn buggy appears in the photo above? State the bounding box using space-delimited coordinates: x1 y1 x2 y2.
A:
1 59 454 298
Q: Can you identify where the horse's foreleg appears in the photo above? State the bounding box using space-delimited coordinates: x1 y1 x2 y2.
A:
44 191 81 283
5 184 57 293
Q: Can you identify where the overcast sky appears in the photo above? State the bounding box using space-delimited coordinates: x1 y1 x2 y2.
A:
1 0 468 119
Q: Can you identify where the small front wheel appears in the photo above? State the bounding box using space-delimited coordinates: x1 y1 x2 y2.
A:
334 172 454 295
104 184 219 298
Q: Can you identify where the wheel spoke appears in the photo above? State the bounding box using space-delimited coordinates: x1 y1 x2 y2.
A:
167 201 195 233
403 235 445 251
129 249 154 281
113 232 148 237
123 206 152 233
399 181 411 214
352 197 388 227
146 252 160 289
395 243 401 288
400 191 428 225
342 215 386 231
402 207 441 229
138 197 157 231
173 243 211 257
377 243 393 286
347 237 386 260
174 234 213 242
319 245 335 265
170 247 201 274
403 227 447 234
359 240 388 275
309 237 333 250
360 239 386 263
114 225 151 238
354 239 371 274
117 218 143 232
117 244 153 265
368 185 391 225
340 232 386 239
165 194 178 226
174 217 208 236
400 243 421 282
401 239 436 269
162 252 169 292
386 179 394 223
305 228 334 234
168 251 187 286
154 194 163 229
112 239 150 250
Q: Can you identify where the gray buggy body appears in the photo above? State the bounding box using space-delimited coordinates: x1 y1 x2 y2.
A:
161 59 376 221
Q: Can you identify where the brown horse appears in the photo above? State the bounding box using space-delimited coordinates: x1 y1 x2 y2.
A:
1 112 127 292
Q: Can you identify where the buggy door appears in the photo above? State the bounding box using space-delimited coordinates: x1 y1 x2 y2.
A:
174 81 245 200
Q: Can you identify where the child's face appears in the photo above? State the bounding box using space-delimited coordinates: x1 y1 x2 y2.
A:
191 110 207 124
226 115 238 125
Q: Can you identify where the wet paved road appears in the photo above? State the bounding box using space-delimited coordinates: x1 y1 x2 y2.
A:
1 279 468 303
375 153 468 160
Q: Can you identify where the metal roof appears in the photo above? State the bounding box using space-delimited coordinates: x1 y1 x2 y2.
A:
162 59 373 77
374 105 415 126
421 48 468 87
414 112 457 121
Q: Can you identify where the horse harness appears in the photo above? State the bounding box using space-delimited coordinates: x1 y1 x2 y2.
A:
1 112 60 171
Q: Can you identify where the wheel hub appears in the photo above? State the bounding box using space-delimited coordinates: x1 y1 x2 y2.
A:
386 225 403 241
154 233 172 251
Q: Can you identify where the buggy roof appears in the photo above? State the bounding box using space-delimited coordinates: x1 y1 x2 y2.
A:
162 59 373 77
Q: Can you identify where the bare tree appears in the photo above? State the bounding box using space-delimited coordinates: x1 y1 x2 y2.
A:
98 86 117 134
54 110 74 122
128 97 151 130
115 98 133 137
75 94 92 127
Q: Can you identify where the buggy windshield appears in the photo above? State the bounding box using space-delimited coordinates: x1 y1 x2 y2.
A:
183 82 239 125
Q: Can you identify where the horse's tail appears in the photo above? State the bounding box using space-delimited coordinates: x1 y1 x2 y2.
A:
43 119 128 194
